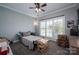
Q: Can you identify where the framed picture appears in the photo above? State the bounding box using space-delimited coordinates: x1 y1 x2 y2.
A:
67 20 74 28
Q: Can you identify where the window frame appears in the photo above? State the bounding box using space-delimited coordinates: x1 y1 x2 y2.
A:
39 15 66 38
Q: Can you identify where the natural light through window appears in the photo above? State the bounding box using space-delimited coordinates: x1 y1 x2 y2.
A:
40 16 65 39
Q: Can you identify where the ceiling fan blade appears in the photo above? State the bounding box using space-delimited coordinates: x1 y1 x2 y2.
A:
34 3 40 8
29 7 35 9
34 3 40 5
41 9 45 12
34 3 37 5
41 3 47 7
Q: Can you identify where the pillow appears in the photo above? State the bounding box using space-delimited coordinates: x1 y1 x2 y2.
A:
19 32 23 36
27 31 31 35
19 31 31 36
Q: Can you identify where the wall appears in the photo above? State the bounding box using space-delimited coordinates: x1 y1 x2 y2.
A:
0 6 34 41
36 6 78 36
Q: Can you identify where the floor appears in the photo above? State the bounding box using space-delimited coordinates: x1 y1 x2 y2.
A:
10 40 70 55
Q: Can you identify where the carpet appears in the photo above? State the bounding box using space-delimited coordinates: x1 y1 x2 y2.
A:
10 40 69 55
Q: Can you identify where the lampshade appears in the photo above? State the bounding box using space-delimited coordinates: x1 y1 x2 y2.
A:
33 19 38 26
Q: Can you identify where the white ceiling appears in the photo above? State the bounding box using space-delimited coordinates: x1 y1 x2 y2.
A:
0 3 77 18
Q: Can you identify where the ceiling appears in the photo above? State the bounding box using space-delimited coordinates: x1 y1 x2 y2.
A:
0 3 77 18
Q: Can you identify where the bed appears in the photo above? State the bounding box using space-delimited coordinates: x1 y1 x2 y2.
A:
21 35 42 49
21 35 48 49
17 31 48 50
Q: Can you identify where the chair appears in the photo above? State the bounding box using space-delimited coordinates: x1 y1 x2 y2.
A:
37 41 48 53
57 35 69 48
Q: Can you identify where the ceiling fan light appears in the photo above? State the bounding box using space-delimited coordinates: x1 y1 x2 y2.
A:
35 8 38 10
39 9 41 12
35 8 38 12
35 8 41 12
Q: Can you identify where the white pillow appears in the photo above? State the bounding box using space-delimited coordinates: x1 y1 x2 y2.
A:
0 41 8 52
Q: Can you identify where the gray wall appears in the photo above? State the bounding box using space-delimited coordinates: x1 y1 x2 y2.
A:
0 6 34 41
36 6 78 36
0 5 78 41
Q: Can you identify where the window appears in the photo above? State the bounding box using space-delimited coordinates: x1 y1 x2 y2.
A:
46 19 53 37
40 16 65 40
40 20 46 36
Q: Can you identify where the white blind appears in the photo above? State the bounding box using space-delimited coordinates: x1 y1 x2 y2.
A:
40 16 65 40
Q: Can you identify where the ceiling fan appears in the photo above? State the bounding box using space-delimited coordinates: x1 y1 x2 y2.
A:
29 3 47 12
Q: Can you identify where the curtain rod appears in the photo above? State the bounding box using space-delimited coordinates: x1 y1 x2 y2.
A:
40 15 64 21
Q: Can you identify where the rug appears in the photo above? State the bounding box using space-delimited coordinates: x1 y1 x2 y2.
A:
10 40 69 55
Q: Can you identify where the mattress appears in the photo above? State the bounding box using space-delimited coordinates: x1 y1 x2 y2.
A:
22 35 43 49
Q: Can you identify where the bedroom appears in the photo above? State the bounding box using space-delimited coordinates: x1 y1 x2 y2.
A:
0 3 79 55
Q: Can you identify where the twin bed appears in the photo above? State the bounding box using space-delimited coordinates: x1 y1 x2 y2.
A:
17 32 48 50
21 35 48 49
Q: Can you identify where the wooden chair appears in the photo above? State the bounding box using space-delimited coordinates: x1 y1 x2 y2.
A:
37 41 48 54
57 35 69 48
